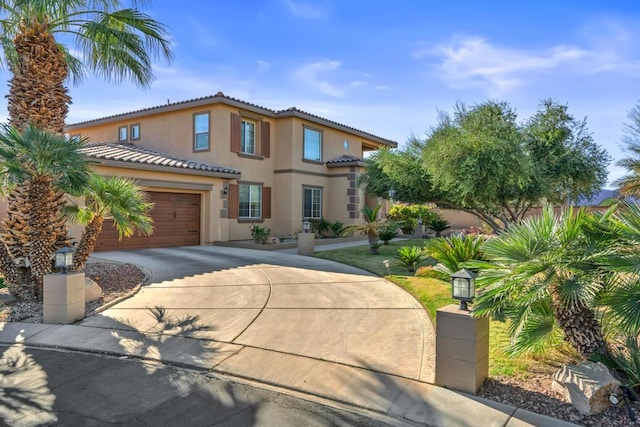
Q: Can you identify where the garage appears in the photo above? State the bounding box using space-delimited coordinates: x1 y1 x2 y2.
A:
94 191 201 251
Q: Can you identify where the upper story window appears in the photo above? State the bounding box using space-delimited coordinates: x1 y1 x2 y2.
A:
194 112 210 151
241 119 255 155
303 127 322 162
239 184 262 218
130 124 140 141
118 126 127 142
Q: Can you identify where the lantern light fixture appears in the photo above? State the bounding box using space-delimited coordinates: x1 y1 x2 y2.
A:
54 247 75 274
451 268 477 311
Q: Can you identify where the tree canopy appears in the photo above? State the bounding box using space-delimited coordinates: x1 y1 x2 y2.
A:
360 99 610 231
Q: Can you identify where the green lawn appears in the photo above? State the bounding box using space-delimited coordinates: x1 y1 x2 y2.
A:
314 239 569 378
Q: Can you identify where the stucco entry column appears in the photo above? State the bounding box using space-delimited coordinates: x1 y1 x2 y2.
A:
298 232 315 256
435 304 489 394
43 272 85 324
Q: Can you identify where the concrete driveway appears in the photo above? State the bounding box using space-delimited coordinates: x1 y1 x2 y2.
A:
0 246 576 426
84 245 435 383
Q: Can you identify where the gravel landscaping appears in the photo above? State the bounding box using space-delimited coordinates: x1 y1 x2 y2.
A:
479 373 640 426
0 260 145 322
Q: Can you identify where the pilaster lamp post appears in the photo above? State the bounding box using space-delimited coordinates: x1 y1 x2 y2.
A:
451 268 477 311
54 247 75 274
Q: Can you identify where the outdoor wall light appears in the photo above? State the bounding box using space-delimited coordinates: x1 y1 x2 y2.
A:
451 268 477 311
302 220 311 233
54 247 75 274
222 186 229 196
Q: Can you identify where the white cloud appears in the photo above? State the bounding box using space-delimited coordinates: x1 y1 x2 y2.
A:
292 60 345 97
256 60 271 73
282 0 326 19
419 37 589 96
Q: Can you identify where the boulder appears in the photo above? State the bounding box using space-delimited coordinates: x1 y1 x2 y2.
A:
85 277 103 303
269 237 281 245
552 361 621 415
0 288 16 305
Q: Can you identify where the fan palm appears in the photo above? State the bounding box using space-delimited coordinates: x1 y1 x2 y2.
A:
615 105 640 197
66 174 153 271
0 0 173 133
342 204 386 255
0 125 90 300
471 205 611 359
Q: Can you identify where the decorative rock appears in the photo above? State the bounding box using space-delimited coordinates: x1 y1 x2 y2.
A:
269 237 280 245
85 277 103 303
0 288 16 305
552 361 621 415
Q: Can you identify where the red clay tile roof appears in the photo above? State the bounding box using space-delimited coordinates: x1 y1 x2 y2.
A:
66 92 397 148
326 155 365 168
80 142 240 177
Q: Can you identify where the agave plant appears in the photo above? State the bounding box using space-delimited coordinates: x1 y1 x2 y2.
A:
423 234 485 278
396 246 428 272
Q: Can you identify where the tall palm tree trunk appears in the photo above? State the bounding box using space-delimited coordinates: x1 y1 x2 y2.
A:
26 175 57 299
368 230 379 255
73 216 104 272
1 186 30 260
552 292 609 359
8 19 70 133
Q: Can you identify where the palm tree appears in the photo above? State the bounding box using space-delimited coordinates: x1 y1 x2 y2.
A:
343 204 388 255
615 105 640 197
1 0 173 133
471 206 611 359
0 125 90 300
0 1 171 298
66 174 153 271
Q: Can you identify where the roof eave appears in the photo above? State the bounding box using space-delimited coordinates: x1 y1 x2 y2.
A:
326 161 365 168
67 96 276 130
87 158 241 179
276 109 397 148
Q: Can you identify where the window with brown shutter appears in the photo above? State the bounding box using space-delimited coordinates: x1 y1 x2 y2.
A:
262 121 271 158
263 186 271 219
231 113 241 153
228 184 239 219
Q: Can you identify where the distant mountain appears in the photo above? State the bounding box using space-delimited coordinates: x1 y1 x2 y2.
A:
576 189 618 206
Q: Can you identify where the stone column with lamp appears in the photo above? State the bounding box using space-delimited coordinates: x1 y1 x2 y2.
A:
415 217 424 238
297 220 315 256
43 247 86 324
435 269 489 395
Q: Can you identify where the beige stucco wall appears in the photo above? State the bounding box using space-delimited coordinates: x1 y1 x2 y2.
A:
85 164 225 245
69 99 389 242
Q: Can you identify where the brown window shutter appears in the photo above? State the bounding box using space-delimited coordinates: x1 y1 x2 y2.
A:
261 121 271 158
263 186 271 219
231 113 241 153
228 184 239 219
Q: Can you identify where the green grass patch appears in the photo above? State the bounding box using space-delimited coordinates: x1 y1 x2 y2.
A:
314 239 431 277
313 239 569 378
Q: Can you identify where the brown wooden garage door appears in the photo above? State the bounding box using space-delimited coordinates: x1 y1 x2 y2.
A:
94 192 201 251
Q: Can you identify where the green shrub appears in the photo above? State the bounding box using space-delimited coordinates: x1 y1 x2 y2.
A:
428 217 450 237
330 220 345 237
424 234 485 276
607 335 640 389
378 224 399 245
388 204 434 234
310 218 331 237
250 224 270 244
396 246 429 272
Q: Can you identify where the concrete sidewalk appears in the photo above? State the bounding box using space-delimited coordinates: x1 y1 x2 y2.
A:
0 246 577 426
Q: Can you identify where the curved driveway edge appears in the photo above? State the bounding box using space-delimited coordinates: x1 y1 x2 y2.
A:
0 246 579 426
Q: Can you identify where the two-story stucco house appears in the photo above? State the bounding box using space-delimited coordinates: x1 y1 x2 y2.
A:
65 92 397 251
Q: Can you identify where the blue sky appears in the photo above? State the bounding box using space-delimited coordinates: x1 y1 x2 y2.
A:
3 0 639 186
